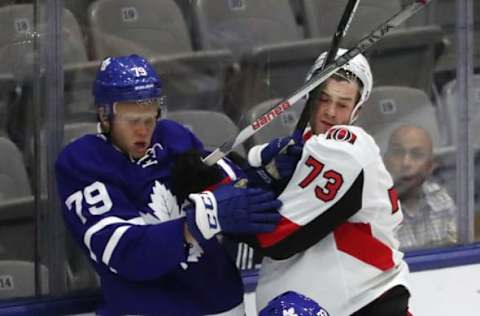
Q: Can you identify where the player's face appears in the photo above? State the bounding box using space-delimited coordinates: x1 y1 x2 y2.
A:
110 101 158 159
384 127 433 195
310 78 359 134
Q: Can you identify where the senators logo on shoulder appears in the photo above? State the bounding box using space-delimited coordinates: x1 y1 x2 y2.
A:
326 127 357 145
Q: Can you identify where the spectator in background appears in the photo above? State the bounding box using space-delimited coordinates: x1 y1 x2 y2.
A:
384 124 457 250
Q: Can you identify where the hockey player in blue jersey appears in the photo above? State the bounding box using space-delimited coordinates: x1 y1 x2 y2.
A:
55 54 282 315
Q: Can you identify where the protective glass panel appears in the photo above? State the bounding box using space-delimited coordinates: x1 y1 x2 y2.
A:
0 0 476 312
0 0 47 301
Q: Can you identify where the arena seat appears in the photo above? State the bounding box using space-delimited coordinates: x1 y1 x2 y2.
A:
0 137 30 200
0 196 35 262
0 74 15 136
0 260 48 299
355 86 443 153
87 0 234 113
0 124 34 265
238 98 304 150
440 75 480 146
168 110 246 156
88 0 192 58
230 37 331 121
190 0 301 57
0 4 87 77
301 0 403 42
0 4 88 152
300 0 444 94
64 122 98 144
402 0 480 74
190 0 330 120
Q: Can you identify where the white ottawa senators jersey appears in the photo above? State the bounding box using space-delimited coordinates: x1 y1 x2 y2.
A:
255 126 410 315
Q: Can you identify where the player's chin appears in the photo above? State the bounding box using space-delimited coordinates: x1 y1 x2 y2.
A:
130 147 148 159
314 122 332 134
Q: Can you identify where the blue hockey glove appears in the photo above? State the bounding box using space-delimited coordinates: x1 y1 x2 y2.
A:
185 185 282 242
260 136 295 166
246 130 304 193
267 144 304 180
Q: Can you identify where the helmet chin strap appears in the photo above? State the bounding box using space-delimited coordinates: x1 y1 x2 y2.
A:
349 104 362 124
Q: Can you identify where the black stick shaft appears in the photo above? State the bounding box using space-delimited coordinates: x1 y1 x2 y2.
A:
295 0 360 132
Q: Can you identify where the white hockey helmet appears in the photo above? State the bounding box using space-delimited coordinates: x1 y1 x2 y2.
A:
305 48 373 123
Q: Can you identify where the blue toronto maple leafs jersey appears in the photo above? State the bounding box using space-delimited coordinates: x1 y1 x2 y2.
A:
55 119 244 316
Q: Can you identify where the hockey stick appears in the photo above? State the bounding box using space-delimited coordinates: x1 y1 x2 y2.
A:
295 0 360 133
202 0 432 166
260 0 360 179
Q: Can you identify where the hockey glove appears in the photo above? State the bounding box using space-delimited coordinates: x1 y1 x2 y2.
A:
247 130 304 193
185 185 282 242
171 149 226 203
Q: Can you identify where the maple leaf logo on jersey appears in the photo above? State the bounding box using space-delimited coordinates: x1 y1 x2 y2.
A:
180 238 204 270
148 181 184 222
146 182 204 269
283 308 298 316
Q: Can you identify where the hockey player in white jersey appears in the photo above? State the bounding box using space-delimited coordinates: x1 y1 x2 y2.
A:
249 49 412 315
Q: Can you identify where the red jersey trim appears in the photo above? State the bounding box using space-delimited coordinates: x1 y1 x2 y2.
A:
388 187 400 214
303 129 313 141
257 217 301 247
205 176 232 192
334 222 395 271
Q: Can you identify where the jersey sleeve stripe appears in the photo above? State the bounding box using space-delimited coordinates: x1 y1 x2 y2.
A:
102 225 131 266
216 158 237 181
257 171 364 259
84 216 145 262
257 217 302 247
